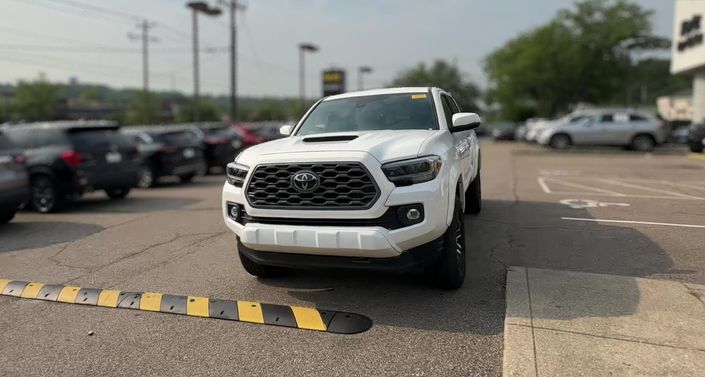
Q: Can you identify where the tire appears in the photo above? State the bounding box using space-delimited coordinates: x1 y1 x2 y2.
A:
689 143 704 153
30 175 64 213
549 134 571 150
464 174 481 215
630 134 655 152
105 188 130 200
429 198 466 290
137 165 156 189
237 239 286 278
179 173 196 183
0 210 16 224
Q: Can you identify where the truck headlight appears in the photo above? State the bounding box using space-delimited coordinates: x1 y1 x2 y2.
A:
381 156 442 186
226 162 249 187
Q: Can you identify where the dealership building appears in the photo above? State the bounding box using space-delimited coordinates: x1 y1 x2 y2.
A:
672 0 705 124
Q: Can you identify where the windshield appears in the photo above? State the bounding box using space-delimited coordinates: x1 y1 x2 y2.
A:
296 93 438 136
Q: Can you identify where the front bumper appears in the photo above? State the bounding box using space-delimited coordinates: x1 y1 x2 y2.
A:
221 152 450 258
238 235 443 272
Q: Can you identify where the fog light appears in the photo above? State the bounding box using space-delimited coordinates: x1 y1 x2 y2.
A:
396 204 424 227
406 208 421 221
228 203 240 221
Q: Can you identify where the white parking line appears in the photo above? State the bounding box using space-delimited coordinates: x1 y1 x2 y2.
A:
597 179 705 200
561 217 705 229
542 177 626 196
537 177 552 193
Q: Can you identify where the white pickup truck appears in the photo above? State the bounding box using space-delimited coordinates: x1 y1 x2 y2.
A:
222 87 482 289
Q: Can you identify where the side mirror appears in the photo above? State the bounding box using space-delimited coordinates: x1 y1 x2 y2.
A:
279 125 293 136
450 113 482 133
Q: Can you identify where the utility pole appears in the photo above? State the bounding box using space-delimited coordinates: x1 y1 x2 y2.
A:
128 20 157 124
187 1 222 125
358 66 372 90
219 0 246 122
298 43 319 109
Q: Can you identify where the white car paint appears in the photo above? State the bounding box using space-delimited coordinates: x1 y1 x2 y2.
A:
222 87 480 258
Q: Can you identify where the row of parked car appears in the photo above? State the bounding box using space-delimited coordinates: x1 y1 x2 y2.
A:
0 120 282 223
513 108 670 151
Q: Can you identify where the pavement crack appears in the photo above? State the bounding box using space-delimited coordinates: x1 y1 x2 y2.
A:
60 231 227 285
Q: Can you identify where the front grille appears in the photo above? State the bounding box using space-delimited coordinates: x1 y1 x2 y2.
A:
246 162 379 209
237 206 406 229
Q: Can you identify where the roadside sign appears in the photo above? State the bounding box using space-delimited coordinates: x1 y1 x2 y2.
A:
322 69 346 96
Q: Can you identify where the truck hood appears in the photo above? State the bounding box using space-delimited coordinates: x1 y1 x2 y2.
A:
237 130 437 164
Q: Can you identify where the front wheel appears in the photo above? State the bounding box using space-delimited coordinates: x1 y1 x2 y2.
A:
549 134 571 150
429 200 466 290
137 165 156 189
689 143 704 153
0 210 16 224
178 173 196 183
631 134 655 152
105 188 130 200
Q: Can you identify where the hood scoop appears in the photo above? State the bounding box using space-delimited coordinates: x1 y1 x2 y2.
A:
302 135 358 143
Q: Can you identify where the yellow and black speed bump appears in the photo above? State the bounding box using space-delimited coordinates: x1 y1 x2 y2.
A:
0 279 372 334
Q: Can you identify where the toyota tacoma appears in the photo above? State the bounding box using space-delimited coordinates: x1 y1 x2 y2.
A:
222 87 481 289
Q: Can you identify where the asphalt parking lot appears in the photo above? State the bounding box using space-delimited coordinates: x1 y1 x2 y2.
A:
1 141 704 377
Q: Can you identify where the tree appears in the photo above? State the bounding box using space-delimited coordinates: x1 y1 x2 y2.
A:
390 60 480 111
484 0 672 120
176 101 221 123
125 91 160 125
13 80 61 121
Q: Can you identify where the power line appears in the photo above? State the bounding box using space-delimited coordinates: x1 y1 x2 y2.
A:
41 0 141 22
0 44 229 54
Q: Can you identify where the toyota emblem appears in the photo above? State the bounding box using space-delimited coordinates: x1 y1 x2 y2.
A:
291 171 320 192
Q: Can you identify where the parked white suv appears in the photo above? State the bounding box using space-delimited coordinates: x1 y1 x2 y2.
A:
222 87 482 289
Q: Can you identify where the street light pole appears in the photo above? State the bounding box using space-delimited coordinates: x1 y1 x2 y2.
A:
358 66 372 90
128 20 157 124
186 1 222 125
298 43 319 109
191 9 200 124
218 0 245 122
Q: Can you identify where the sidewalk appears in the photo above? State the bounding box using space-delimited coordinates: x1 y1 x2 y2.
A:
503 267 705 377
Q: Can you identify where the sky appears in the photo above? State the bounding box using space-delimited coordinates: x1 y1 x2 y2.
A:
0 0 676 99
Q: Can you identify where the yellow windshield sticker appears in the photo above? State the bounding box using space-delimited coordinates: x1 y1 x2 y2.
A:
411 94 427 99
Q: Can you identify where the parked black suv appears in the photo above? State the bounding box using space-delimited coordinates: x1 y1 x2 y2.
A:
193 124 243 172
2 121 140 212
0 130 29 223
122 127 206 188
688 123 705 153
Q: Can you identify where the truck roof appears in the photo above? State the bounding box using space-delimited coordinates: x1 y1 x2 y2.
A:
325 87 437 101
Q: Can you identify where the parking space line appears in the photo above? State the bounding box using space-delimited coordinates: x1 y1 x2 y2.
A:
537 177 552 193
597 179 705 200
561 217 705 229
541 177 626 196
0 279 372 334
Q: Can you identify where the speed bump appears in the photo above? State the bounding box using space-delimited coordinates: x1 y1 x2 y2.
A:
0 279 372 334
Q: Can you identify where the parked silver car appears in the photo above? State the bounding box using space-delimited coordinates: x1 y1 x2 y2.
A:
536 110 668 151
0 130 29 223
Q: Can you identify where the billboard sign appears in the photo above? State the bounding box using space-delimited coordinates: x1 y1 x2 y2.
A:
322 69 346 96
671 0 705 74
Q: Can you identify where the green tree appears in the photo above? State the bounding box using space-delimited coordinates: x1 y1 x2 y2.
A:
14 80 61 121
390 60 480 111
176 101 221 123
484 0 672 120
125 91 160 125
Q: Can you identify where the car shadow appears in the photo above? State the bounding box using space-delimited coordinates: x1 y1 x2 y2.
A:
43 196 203 214
513 143 689 156
255 199 672 332
0 221 104 252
